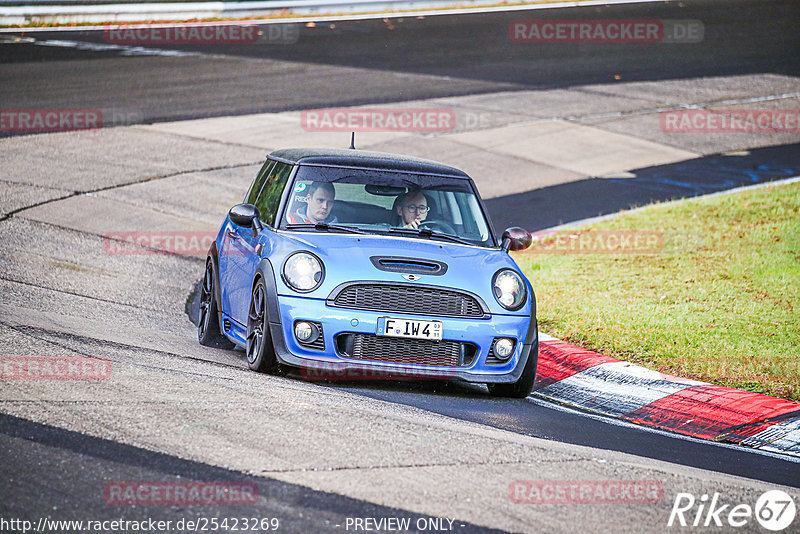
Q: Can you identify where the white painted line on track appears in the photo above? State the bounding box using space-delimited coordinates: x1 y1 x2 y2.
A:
28 37 199 55
0 0 672 33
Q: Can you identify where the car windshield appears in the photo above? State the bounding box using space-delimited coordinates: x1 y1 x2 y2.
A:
279 165 495 247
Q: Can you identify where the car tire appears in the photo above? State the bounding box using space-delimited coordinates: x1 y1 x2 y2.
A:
487 340 538 398
198 259 235 349
246 277 280 374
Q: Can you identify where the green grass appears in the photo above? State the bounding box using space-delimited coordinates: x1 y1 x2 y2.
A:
515 181 800 400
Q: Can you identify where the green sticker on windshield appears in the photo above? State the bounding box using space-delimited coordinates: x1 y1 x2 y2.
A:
294 182 307 192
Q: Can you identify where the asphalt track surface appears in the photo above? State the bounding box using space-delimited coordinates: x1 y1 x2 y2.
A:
1 0 799 123
3 0 800 531
324 381 800 488
1 414 504 533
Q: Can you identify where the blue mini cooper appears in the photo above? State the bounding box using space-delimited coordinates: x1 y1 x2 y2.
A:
198 148 538 397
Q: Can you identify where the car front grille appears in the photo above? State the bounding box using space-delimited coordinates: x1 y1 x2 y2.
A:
328 283 486 318
335 333 478 367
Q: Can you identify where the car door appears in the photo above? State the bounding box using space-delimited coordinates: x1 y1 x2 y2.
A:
219 160 273 325
223 160 294 326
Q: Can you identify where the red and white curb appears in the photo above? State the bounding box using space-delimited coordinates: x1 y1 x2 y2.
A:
532 335 800 458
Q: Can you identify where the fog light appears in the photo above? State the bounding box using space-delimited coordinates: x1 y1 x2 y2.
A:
295 321 314 342
494 338 514 360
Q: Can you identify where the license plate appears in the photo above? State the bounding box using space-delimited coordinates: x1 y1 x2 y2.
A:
377 317 443 341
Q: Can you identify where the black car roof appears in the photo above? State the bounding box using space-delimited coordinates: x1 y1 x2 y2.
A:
268 148 471 179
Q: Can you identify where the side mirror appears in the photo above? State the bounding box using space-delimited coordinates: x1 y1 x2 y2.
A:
501 227 532 252
229 203 264 235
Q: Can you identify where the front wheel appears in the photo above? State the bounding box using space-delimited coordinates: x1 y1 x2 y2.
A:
487 341 538 398
246 278 280 374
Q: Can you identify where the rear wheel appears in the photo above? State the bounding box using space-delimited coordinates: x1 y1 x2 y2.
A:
487 341 538 398
246 278 280 374
198 260 234 349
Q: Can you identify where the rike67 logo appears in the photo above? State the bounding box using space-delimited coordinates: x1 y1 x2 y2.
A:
668 490 796 531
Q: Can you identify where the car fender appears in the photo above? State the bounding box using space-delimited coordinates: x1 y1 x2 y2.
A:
253 257 296 365
207 241 224 331
515 317 538 384
494 281 538 383
254 257 282 325
516 282 539 383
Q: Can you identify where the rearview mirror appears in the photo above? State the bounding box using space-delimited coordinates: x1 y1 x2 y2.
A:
229 203 264 235
365 184 406 196
501 227 532 252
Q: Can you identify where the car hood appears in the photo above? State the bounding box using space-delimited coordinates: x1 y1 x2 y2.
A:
269 231 532 316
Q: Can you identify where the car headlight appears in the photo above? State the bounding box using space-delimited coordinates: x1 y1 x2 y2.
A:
493 269 526 310
283 252 324 292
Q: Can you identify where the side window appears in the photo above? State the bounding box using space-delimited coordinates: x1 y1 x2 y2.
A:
246 160 276 205
254 162 294 226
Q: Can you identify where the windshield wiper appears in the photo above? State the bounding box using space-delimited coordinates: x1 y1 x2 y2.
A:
285 223 367 235
388 227 474 246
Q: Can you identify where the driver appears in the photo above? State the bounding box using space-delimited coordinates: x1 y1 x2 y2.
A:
395 191 429 229
287 182 338 224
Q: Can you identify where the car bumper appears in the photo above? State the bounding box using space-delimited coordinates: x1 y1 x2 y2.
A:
269 294 537 383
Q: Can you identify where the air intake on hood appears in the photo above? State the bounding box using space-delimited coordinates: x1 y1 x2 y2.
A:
370 256 447 276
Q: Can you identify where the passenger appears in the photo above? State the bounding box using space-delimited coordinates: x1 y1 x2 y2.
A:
395 191 430 229
287 182 338 224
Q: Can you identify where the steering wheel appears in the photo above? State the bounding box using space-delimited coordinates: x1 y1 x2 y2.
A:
418 220 456 234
